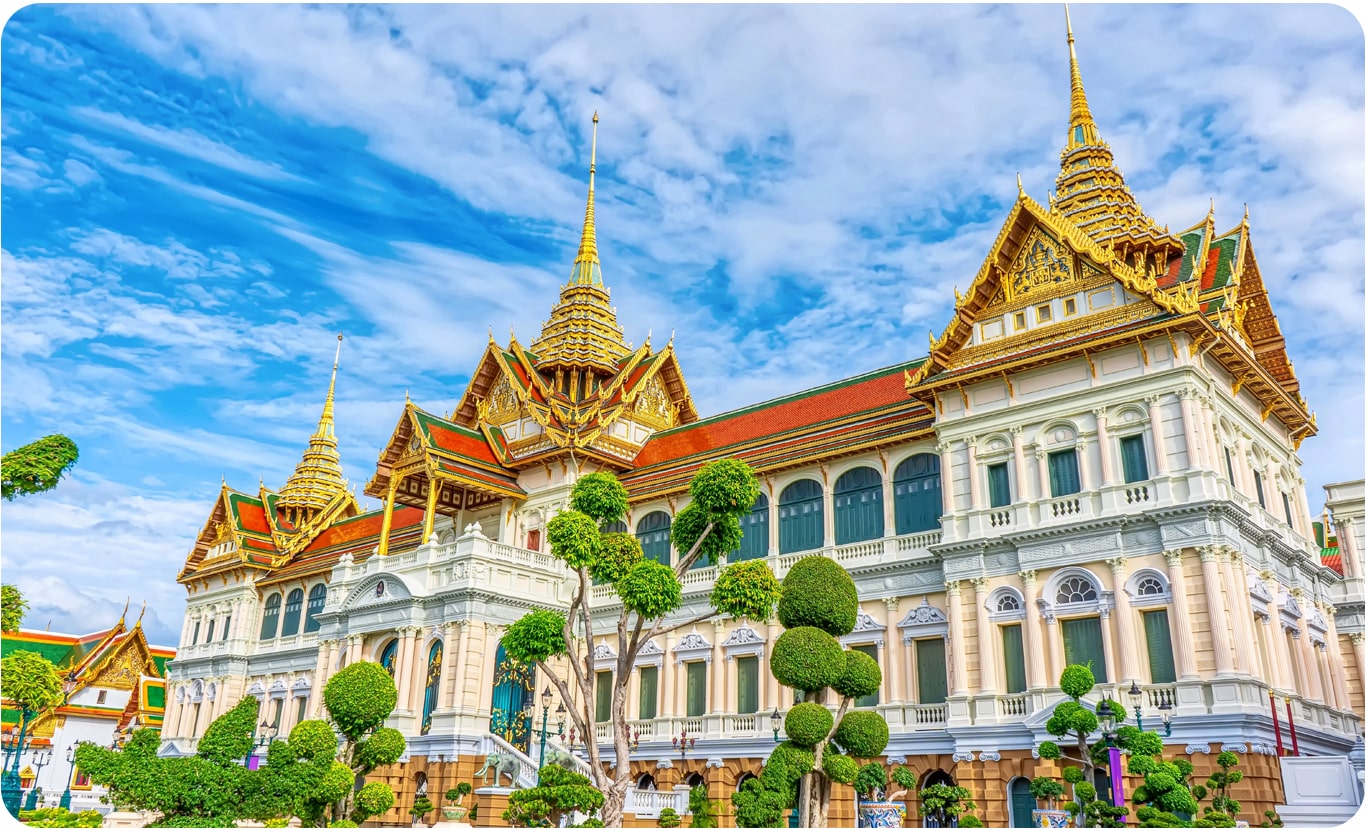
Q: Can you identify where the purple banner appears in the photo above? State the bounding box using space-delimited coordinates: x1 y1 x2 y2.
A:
1108 747 1125 808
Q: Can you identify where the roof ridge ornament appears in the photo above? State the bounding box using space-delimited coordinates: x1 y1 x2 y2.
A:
569 111 602 287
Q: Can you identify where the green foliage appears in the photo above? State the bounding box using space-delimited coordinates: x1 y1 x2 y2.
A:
1259 810 1283 827
1030 777 1065 809
919 784 976 826
960 815 984 828
711 559 781 622
198 696 260 765
832 648 882 700
502 765 604 828
592 532 643 584
1198 750 1244 827
1074 782 1096 802
1047 700 1098 739
287 719 337 762
17 807 104 827
770 626 845 691
732 776 789 829
783 702 834 747
0 649 63 712
324 661 399 741
1063 766 1085 784
502 609 569 664
1059 663 1096 699
2 583 28 632
327 823 357 829
570 472 629 525
767 742 816 782
822 753 859 785
1039 741 1061 760
831 711 889 758
446 782 474 803
352 781 396 823
264 819 290 828
547 510 602 569
658 807 682 828
688 785 718 828
776 556 858 635
671 503 742 567
410 795 435 818
891 766 916 791
617 559 683 618
690 458 762 514
853 762 887 797
354 727 406 774
2 434 79 501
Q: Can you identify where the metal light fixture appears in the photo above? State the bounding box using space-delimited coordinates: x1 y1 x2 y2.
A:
672 730 697 759
771 708 783 742
1158 699 1174 737
1127 680 1145 731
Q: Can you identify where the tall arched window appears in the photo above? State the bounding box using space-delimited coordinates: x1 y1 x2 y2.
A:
636 512 672 566
732 493 769 561
258 594 281 641
834 467 884 544
379 639 399 677
893 454 942 534
489 642 533 752
421 640 442 735
280 588 304 637
779 480 824 554
603 520 627 534
303 584 327 633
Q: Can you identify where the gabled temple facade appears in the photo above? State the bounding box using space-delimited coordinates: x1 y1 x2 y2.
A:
160 22 1363 828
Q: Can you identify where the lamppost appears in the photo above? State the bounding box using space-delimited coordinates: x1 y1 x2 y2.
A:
22 748 52 810
770 708 783 742
535 687 559 772
1126 680 1173 736
671 730 696 760
2 708 36 818
59 743 78 811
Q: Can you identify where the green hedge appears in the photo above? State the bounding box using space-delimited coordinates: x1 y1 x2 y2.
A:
776 556 858 635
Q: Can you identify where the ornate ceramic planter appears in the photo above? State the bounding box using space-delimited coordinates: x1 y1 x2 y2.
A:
858 801 906 828
440 806 468 822
1033 808 1070 828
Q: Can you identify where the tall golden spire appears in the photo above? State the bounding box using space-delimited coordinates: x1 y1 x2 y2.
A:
568 111 603 286
1064 5 1098 149
278 334 348 524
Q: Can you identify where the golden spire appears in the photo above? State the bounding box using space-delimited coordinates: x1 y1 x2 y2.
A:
314 333 343 441
568 111 603 286
1064 4 1097 149
278 335 348 520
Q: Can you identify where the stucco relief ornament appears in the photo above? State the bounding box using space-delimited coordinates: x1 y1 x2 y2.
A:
676 633 710 651
722 626 764 647
593 643 617 661
899 599 948 626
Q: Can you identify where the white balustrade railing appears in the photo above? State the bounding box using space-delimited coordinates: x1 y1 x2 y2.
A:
625 787 690 818
910 703 948 726
480 733 540 789
997 695 1031 718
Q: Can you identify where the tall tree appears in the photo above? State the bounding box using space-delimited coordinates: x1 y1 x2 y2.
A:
2 435 79 501
501 459 782 827
319 661 404 823
1 584 28 632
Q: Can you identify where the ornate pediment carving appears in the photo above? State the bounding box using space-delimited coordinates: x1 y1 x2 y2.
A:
1005 226 1076 304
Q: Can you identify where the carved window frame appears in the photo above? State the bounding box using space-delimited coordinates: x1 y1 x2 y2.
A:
840 612 887 649
986 587 1027 623
671 631 714 666
1125 569 1171 609
721 624 768 661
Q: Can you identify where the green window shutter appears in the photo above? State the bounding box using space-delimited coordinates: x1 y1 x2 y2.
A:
1282 492 1295 529
834 468 884 545
988 463 1011 508
595 671 613 723
1120 436 1148 483
1254 471 1266 508
1143 611 1176 684
779 481 824 554
1001 624 1026 693
1061 617 1107 683
915 639 948 704
854 645 880 707
686 662 707 717
638 666 658 720
736 657 759 714
1048 450 1081 497
1224 447 1237 485
893 454 942 534
734 497 770 561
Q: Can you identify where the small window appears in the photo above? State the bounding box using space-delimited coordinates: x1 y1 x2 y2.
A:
981 318 1005 341
1282 492 1294 529
1036 304 1053 323
1120 435 1149 484
96 691 107 705
1056 576 1099 604
595 671 612 723
191 621 200 646
1254 471 1266 508
987 463 1011 508
1064 298 1078 316
1224 448 1238 487
1013 311 1027 330
296 696 309 726
222 615 231 641
206 620 215 643
1048 449 1081 497
1136 576 1165 597
996 593 1021 612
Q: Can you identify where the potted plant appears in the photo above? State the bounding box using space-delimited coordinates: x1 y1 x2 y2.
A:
1030 777 1068 829
410 795 435 827
658 807 682 828
919 783 976 828
853 763 916 828
440 783 474 825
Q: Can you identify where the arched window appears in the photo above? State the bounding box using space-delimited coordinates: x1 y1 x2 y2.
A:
686 773 706 789
1056 576 1098 604
779 480 824 554
1008 778 1035 828
997 594 1021 612
379 639 399 677
490 642 534 752
893 454 942 534
735 773 757 793
258 594 281 641
732 493 769 561
834 467 884 544
421 640 442 735
636 512 672 566
637 774 657 791
603 520 627 534
1136 575 1165 597
280 588 304 637
303 584 327 633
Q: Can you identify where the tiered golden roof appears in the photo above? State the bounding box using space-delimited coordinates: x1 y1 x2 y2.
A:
277 334 349 524
1052 6 1184 276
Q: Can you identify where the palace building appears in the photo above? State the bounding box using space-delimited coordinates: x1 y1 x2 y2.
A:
159 19 1364 828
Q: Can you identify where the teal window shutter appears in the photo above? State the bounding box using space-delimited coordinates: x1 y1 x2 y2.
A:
893 454 943 534
1254 471 1266 508
733 494 769 561
736 657 759 714
1282 492 1295 528
853 645 880 707
636 512 673 566
988 463 1011 508
1120 435 1148 483
1010 778 1036 828
638 666 658 720
1048 450 1081 497
915 639 948 704
595 671 613 723
1001 624 1027 693
779 480 824 554
281 589 304 637
1061 617 1107 682
1143 610 1176 684
686 662 707 717
834 467 884 545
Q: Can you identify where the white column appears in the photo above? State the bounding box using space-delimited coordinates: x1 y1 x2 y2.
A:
1099 606 1118 685
1316 644 1338 709
436 623 456 711
972 579 997 695
1044 616 1064 686
768 488 780 556
1221 549 1260 676
1351 635 1366 704
1035 448 1051 501
938 441 957 515
311 640 333 718
408 629 429 713
1292 630 1320 701
947 583 968 697
1259 617 1285 690
881 467 896 536
1107 558 1140 683
1094 409 1116 485
765 624 782 711
1011 427 1030 501
821 475 835 547
1178 390 1205 469
1337 518 1362 578
1264 576 1295 691
966 439 982 510
1021 571 1047 688
711 621 727 714
394 627 415 712
1199 546 1236 676
1323 608 1352 710
884 598 904 702
1076 438 1092 492
1146 394 1169 475
1163 550 1199 680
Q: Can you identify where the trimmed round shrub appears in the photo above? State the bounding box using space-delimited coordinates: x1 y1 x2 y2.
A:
324 661 397 740
1063 766 1085 784
617 559 683 619
770 627 845 691
355 726 406 770
591 532 643 584
1128 754 1157 775
287 719 337 762
712 560 782 622
776 556 858 635
832 711 890 758
689 458 761 515
766 742 815 782
832 648 881 700
822 753 858 785
546 511 602 569
570 472 629 525
502 609 569 664
354 781 396 820
1059 664 1096 699
316 760 357 804
784 702 834 747
960 816 984 828
1075 782 1097 802
1038 740 1061 760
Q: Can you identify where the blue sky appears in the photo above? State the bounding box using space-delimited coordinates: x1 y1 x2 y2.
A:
2 4 1362 647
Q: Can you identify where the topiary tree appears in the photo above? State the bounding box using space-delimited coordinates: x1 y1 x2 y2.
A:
319 661 405 824
688 784 718 828
502 765 604 828
918 783 976 828
2 434 79 501
1036 663 1132 826
1191 751 1243 827
730 555 887 828
1030 777 1065 812
501 461 781 826
409 795 434 826
2 584 28 632
657 807 682 828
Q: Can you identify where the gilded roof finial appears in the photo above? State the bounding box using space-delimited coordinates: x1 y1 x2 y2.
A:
135 600 146 628
279 336 348 515
1208 197 1216 219
313 333 343 441
118 598 129 627
488 326 495 344
1017 172 1024 195
1064 4 1097 149
568 112 603 286
1242 202 1250 225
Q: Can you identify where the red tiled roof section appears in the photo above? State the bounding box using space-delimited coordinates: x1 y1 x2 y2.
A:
303 506 423 553
233 497 272 535
425 421 502 466
634 369 912 468
1321 552 1344 575
1200 246 1221 292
